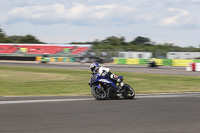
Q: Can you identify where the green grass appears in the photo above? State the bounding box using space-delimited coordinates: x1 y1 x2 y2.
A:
0 66 200 96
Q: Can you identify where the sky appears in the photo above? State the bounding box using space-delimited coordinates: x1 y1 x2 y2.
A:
0 0 200 47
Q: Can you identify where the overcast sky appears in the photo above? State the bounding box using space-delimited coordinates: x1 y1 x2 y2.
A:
0 0 200 47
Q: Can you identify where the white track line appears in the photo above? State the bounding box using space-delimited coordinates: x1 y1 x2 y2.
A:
0 98 94 105
1 93 200 105
136 93 200 98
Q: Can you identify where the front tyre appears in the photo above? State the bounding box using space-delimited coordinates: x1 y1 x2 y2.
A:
122 84 135 99
91 85 107 100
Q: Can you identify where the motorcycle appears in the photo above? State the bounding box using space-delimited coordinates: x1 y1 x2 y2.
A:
88 73 135 100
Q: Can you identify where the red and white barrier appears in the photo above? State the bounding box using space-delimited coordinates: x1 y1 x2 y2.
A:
186 63 200 71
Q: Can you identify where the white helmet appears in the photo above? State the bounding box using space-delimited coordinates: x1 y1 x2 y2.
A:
90 62 99 72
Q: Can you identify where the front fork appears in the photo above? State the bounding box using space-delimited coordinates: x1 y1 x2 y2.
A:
97 83 104 92
118 82 124 90
118 76 124 89
120 82 124 87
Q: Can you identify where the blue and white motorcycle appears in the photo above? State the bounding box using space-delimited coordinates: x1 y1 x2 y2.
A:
88 73 135 100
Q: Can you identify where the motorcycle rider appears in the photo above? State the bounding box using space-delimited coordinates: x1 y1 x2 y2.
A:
90 62 121 84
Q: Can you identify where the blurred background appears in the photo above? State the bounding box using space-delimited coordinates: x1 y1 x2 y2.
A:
0 0 200 65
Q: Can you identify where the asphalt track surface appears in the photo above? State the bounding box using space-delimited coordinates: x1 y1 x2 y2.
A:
0 61 200 133
0 61 200 76
1 93 200 133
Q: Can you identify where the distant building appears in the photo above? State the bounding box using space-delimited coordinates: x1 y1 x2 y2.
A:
167 52 200 59
118 51 152 59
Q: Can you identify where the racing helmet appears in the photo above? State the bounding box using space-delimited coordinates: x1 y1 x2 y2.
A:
90 62 99 72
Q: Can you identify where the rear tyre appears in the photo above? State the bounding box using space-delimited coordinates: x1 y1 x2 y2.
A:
122 84 135 99
91 85 107 100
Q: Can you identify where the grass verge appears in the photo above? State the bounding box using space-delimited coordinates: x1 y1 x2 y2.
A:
0 66 200 96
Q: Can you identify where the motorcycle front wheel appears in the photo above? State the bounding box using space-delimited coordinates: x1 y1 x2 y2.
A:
122 84 135 99
91 85 107 100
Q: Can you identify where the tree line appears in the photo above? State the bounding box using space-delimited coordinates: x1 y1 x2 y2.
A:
0 27 44 44
72 36 200 58
1 27 200 57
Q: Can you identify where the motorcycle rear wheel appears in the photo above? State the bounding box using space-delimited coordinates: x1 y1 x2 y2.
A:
122 84 135 99
91 85 107 100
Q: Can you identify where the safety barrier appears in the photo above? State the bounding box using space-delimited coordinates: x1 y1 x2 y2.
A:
139 59 148 65
118 58 126 64
36 57 75 62
113 58 118 64
126 59 139 65
113 58 200 66
194 60 200 63
186 63 200 71
172 59 193 67
153 59 163 66
0 56 35 61
162 59 172 66
36 57 200 66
